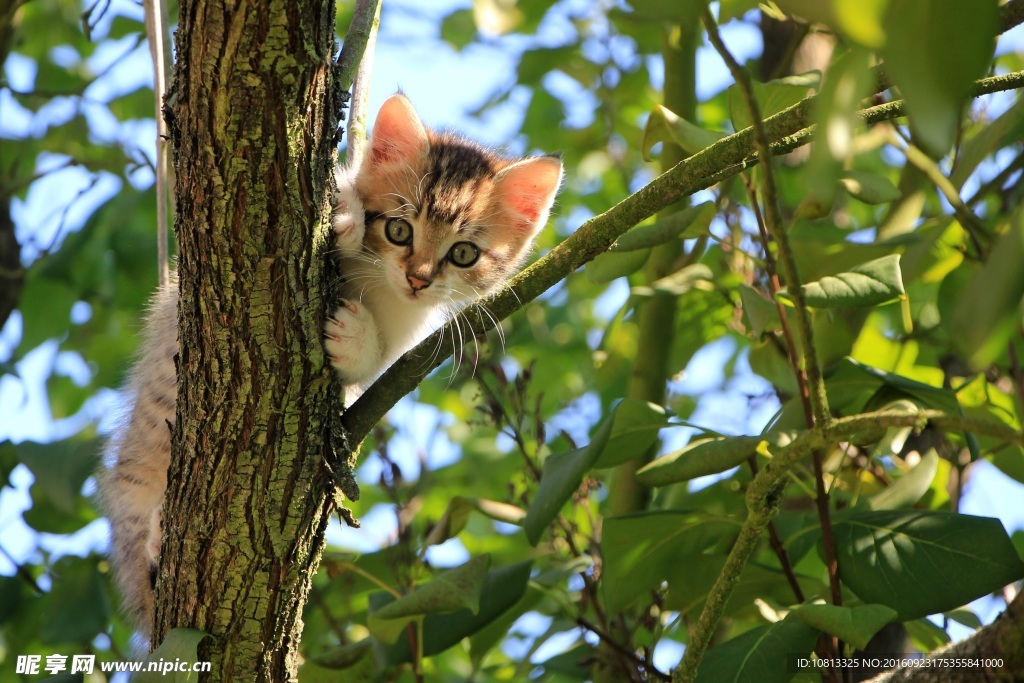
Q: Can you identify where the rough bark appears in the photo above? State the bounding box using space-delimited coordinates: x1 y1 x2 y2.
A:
159 0 345 677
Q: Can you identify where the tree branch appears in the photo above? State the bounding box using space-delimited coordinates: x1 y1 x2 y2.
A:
340 65 1024 446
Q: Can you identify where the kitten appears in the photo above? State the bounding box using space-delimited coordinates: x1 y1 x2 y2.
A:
100 93 563 634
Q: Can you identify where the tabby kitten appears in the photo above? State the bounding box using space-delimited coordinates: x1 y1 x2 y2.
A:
100 93 563 634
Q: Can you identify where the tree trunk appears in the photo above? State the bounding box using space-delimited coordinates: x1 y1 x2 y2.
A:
159 0 346 677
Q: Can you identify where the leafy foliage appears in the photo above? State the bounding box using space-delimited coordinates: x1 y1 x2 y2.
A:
3 0 1024 681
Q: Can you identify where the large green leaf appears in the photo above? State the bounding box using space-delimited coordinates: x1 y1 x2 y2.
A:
523 398 667 545
642 106 724 160
695 615 819 683
788 254 905 308
729 73 820 133
586 248 650 284
867 450 939 510
834 510 1024 620
612 202 715 252
791 602 897 650
951 212 1024 367
882 0 998 156
591 398 669 468
377 560 533 665
636 435 761 487
368 554 491 644
602 511 738 614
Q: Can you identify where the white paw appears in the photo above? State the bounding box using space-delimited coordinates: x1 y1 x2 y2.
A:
324 299 382 385
146 508 162 564
332 168 365 254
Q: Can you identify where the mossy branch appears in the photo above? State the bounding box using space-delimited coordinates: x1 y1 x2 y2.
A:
341 69 1024 446
672 409 1024 682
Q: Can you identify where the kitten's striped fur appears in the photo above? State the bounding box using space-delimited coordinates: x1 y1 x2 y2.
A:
100 94 562 636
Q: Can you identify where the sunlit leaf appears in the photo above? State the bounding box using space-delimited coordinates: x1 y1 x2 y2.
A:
788 254 905 308
882 0 998 156
636 435 761 487
834 509 1024 620
791 602 897 650
642 105 724 161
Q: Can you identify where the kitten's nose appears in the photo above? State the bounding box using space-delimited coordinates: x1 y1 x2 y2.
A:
407 273 432 291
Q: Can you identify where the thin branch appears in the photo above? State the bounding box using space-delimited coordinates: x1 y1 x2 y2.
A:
143 0 173 287
342 0 380 171
336 0 382 94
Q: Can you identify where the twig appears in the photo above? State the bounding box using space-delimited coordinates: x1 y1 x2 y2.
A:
336 0 382 95
576 616 671 682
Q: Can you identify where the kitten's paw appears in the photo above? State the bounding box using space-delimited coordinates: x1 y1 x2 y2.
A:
146 508 161 564
332 169 365 254
325 299 382 385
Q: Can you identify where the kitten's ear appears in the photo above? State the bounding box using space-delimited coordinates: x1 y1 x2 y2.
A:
493 155 563 236
366 94 429 167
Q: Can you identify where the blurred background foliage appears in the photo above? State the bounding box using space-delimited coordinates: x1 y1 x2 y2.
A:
3 0 1024 680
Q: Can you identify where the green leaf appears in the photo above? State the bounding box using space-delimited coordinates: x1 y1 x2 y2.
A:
378 560 533 665
375 554 490 621
636 435 761 487
424 496 526 546
440 9 477 50
739 284 781 338
868 450 939 510
136 628 211 683
951 213 1024 368
586 248 650 284
791 602 898 650
882 0 998 156
612 202 715 251
522 442 605 547
807 48 876 205
642 105 724 160
40 556 108 644
602 511 738 613
633 263 713 298
523 399 666 545
591 398 669 469
951 96 1024 189
840 170 902 205
16 439 99 514
695 615 819 683
729 73 820 133
17 275 78 352
834 510 1024 620
791 254 905 308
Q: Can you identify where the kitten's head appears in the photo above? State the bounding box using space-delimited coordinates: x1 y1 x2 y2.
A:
354 94 562 306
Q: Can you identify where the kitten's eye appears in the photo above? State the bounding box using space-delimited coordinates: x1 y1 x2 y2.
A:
448 242 480 267
385 218 413 245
